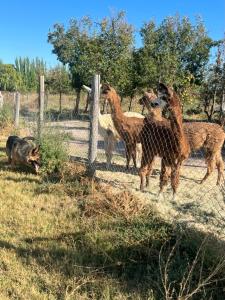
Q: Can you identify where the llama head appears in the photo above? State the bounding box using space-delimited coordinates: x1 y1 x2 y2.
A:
150 83 174 109
101 84 118 104
138 89 157 106
82 85 92 94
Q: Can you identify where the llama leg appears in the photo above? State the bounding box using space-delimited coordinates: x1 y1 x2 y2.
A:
171 163 181 198
136 143 142 168
125 144 132 169
104 135 112 168
159 159 170 194
139 155 154 191
201 153 216 184
146 157 155 187
131 144 137 168
216 155 224 185
105 133 116 168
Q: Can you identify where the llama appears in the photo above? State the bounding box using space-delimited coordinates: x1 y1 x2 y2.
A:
139 90 225 185
101 84 146 169
139 83 190 198
139 89 163 120
82 85 144 168
98 110 144 168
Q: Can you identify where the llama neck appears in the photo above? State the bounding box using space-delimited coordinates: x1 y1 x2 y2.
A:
169 96 186 145
108 94 127 133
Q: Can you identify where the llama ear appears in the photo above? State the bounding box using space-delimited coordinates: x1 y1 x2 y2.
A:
101 83 111 93
82 85 92 93
158 83 169 95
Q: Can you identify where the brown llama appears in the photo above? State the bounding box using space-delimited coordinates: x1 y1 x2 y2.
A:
139 83 190 198
101 84 145 169
139 90 225 185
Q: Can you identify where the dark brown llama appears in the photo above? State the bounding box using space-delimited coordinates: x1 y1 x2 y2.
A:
139 83 190 198
139 90 225 185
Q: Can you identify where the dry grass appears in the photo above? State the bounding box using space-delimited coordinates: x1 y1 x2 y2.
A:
0 115 225 299
0 129 225 299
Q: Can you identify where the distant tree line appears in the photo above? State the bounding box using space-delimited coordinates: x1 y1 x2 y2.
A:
48 11 225 119
0 12 224 121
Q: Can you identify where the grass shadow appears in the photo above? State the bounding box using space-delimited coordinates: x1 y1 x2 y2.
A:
0 223 224 298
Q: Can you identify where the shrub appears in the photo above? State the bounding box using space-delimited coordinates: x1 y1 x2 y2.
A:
0 103 13 128
37 127 70 177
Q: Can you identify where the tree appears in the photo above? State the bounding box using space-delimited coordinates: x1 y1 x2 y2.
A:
46 65 72 113
202 39 225 121
0 64 23 91
138 15 213 95
48 12 134 115
15 57 47 92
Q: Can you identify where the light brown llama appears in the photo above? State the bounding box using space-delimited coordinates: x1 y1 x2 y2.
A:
101 84 145 169
139 90 225 185
139 83 190 198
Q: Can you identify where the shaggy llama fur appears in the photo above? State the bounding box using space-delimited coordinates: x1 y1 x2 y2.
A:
82 85 144 168
98 111 144 168
101 84 146 169
139 83 190 197
139 90 225 185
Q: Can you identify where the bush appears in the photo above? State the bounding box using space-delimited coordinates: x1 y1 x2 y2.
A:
37 127 70 177
0 103 13 128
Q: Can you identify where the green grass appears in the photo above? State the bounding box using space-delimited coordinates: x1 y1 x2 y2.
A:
0 134 225 299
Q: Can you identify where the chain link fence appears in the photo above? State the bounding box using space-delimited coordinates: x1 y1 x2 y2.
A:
1 76 225 239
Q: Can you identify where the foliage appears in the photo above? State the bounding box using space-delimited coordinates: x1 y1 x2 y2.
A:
15 56 47 92
201 39 225 121
48 13 216 114
46 64 72 112
48 12 134 113
0 103 14 128
46 64 71 95
137 15 213 91
37 127 69 177
0 64 23 91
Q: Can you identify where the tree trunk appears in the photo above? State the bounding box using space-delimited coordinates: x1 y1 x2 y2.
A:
74 89 81 116
204 90 216 121
59 92 62 113
128 96 134 111
220 89 225 126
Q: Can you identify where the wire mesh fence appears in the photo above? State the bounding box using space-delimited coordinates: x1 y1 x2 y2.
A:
94 82 225 241
1 76 225 239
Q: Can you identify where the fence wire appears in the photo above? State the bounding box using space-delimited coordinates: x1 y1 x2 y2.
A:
94 93 225 240
2 89 225 239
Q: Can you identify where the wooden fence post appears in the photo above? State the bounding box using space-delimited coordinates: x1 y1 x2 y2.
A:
38 75 45 138
0 91 3 109
88 74 100 177
14 92 20 128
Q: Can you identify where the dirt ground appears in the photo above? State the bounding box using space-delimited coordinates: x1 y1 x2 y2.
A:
42 119 225 239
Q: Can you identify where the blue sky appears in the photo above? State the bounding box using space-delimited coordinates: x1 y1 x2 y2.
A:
0 0 224 67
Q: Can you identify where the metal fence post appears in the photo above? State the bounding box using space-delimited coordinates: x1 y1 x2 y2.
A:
88 74 100 177
14 92 20 128
38 75 45 138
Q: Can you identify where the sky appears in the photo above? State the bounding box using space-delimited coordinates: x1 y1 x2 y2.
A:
0 0 224 67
